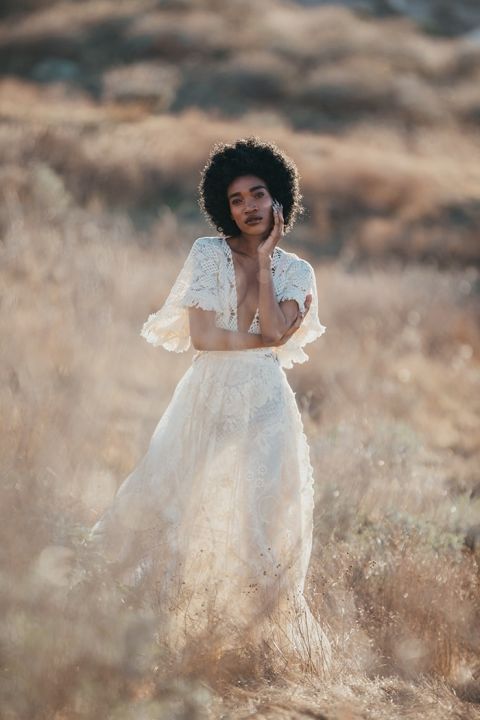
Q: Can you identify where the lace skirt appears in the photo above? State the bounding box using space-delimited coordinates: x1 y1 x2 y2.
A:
88 347 331 675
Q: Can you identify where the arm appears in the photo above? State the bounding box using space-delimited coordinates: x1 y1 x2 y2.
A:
188 294 312 352
257 199 299 344
258 269 300 344
188 307 274 351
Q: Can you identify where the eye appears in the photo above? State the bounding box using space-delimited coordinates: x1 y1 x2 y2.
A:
255 191 265 198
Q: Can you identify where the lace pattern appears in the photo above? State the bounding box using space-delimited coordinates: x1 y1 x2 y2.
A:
140 237 221 351
89 346 331 673
275 257 326 369
140 236 326 367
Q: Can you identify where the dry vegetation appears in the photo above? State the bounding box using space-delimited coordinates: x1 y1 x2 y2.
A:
1 0 480 718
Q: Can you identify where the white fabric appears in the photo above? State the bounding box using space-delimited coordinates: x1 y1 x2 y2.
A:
140 236 326 367
88 236 330 675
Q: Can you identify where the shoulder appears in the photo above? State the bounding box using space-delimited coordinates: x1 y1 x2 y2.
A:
191 236 224 254
187 237 223 281
275 246 313 276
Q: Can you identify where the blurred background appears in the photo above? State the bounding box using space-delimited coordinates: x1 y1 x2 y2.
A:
1 0 480 718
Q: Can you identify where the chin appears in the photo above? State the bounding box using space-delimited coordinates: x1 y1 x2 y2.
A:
244 223 267 233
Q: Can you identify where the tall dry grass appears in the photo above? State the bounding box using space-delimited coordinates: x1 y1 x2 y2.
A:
1 0 480 267
1 188 479 716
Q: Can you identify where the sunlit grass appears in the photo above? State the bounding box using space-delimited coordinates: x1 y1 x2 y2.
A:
1 196 479 716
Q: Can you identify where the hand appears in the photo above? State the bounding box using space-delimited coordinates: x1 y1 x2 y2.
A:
257 199 284 263
273 293 312 347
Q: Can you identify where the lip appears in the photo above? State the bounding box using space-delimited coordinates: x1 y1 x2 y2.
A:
245 217 263 225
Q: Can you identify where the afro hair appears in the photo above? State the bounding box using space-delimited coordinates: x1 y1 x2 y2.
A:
198 137 304 237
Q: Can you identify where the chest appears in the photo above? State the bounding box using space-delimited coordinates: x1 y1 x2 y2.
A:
220 242 288 334
233 259 259 324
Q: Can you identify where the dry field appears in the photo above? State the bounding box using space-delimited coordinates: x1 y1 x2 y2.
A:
1 1 480 718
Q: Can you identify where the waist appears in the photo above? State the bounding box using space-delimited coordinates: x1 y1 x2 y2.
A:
192 348 279 363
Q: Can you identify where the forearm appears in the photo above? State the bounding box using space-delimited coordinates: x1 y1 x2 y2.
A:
257 260 290 343
192 325 273 351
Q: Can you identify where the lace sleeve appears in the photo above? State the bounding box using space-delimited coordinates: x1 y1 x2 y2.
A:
140 237 220 352
276 258 326 368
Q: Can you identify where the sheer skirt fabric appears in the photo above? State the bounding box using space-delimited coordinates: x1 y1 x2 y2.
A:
89 348 331 673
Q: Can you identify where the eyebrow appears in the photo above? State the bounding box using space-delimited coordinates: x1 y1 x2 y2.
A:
228 184 267 199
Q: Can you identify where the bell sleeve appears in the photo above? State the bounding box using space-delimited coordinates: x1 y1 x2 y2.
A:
140 236 221 352
276 258 326 368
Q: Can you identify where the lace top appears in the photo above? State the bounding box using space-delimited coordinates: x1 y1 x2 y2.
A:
140 236 326 368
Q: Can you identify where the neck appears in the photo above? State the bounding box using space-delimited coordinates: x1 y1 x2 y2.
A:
229 230 269 258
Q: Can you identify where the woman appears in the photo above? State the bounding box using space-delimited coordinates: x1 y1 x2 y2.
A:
88 137 331 675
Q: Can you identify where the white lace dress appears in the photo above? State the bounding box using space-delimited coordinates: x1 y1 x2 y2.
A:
88 236 330 674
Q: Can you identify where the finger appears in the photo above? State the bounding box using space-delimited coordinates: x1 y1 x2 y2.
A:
288 311 300 329
273 206 280 228
283 318 299 338
273 201 283 226
288 314 303 335
303 294 312 315
275 209 284 244
277 203 285 236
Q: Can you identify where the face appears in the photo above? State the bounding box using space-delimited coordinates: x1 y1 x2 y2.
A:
227 174 274 236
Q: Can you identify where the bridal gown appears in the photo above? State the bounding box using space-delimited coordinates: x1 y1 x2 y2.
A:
88 235 331 674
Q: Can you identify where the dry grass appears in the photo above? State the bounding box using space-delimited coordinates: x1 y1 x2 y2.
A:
1 197 479 717
1 0 480 269
1 88 480 266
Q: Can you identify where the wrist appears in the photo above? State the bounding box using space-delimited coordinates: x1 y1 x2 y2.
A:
257 258 272 284
260 334 275 347
257 251 272 267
